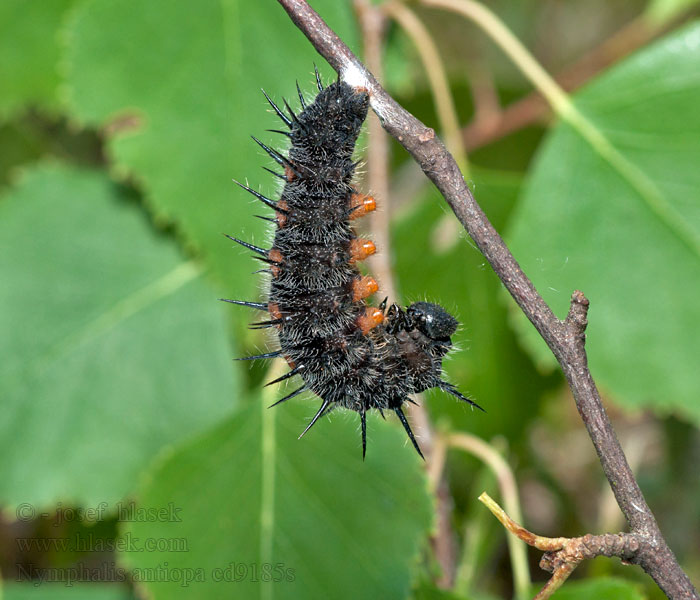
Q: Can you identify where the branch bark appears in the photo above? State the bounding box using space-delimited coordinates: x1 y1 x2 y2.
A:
479 492 648 599
274 1 699 598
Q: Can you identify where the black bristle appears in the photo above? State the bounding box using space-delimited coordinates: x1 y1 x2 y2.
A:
235 350 282 361
268 129 292 138
394 406 424 460
249 318 284 330
268 385 307 408
224 234 268 257
298 399 331 439
296 81 306 109
255 215 276 223
314 64 323 91
232 179 288 214
252 255 280 266
344 204 364 219
438 382 485 412
262 166 287 181
283 99 301 126
261 89 292 128
219 299 267 310
251 136 300 176
265 364 305 387
361 409 367 459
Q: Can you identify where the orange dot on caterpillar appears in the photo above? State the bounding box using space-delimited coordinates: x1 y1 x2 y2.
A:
349 239 376 264
268 302 282 321
268 248 283 277
276 199 288 227
356 306 384 334
349 193 376 220
351 275 378 302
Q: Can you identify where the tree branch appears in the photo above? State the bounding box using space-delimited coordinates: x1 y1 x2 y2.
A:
274 1 699 598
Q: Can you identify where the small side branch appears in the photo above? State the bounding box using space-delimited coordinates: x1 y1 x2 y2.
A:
480 493 644 600
274 2 698 598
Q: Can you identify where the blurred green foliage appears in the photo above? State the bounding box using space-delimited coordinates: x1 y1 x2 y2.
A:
0 1 698 599
508 23 700 422
121 401 432 599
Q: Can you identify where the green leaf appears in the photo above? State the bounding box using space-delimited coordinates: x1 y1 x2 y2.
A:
0 0 75 117
506 23 700 424
645 0 700 24
121 400 433 599
538 576 645 600
63 0 358 303
3 584 131 600
0 164 238 507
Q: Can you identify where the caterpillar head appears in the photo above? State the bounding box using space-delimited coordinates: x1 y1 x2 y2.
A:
406 302 458 342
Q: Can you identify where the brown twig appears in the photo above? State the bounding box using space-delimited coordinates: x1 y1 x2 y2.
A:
479 492 645 600
274 1 699 598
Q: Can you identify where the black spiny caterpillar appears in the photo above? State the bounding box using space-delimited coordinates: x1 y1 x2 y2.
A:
225 69 483 458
